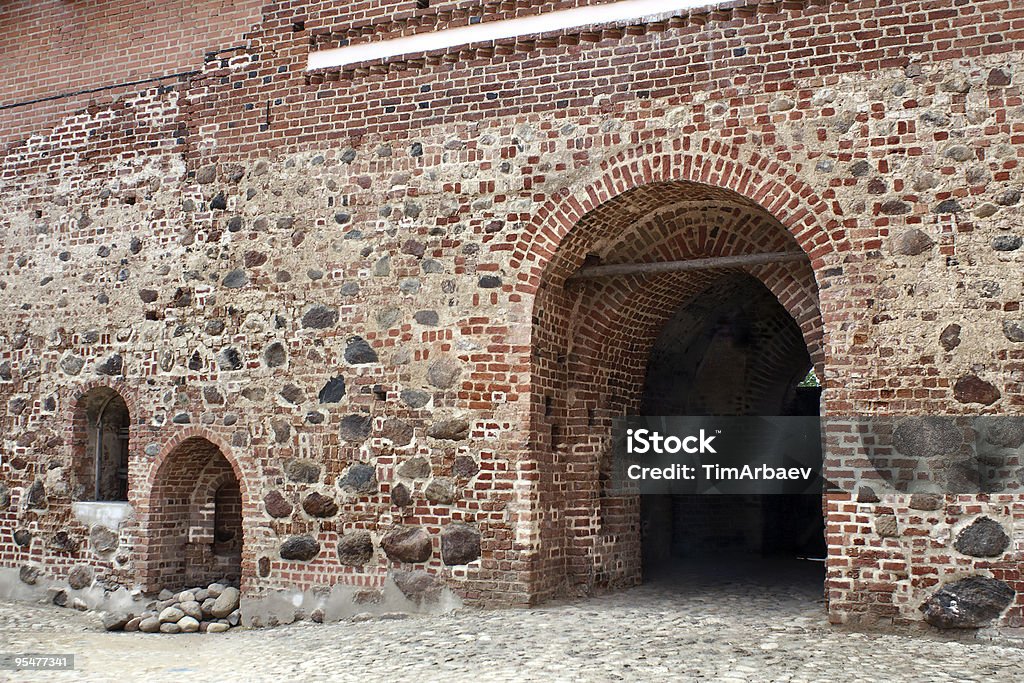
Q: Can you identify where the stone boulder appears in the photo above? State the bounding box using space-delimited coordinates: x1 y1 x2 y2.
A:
425 477 457 505
89 525 119 553
338 463 377 494
337 531 374 567
397 456 431 479
954 517 1010 557
264 490 293 518
391 569 442 606
159 606 185 624
284 459 321 484
892 417 962 458
280 535 320 561
67 564 94 590
921 576 1015 628
427 418 470 441
210 587 240 618
953 375 1001 406
441 524 481 565
103 613 131 631
381 526 432 563
302 492 339 518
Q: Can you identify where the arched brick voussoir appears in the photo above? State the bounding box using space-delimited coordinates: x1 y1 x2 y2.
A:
512 138 845 293
135 428 255 506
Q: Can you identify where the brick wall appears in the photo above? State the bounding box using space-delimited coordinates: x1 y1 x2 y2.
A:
1 0 1024 630
0 0 263 148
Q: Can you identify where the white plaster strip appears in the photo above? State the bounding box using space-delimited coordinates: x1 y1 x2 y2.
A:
307 0 721 71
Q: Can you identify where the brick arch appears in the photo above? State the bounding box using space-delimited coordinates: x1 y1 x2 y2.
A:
519 139 838 602
135 430 253 593
510 136 845 294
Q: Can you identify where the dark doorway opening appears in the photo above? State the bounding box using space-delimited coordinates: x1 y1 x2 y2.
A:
638 274 825 584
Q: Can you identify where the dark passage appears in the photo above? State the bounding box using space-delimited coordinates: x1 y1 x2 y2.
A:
639 274 825 579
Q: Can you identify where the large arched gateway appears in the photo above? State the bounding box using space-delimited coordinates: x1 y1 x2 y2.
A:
527 178 826 600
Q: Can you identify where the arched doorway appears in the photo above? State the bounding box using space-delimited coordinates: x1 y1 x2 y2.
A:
142 437 244 591
528 179 825 601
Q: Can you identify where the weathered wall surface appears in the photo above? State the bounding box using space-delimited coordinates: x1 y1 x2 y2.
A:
1 0 1024 629
0 0 263 148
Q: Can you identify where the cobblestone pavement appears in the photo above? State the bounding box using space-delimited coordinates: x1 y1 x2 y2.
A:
2 560 1023 682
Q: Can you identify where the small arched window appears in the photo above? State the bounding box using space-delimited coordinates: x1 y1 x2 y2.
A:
73 388 131 501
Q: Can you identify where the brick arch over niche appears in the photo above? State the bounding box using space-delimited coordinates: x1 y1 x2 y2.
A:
522 161 831 601
135 432 251 593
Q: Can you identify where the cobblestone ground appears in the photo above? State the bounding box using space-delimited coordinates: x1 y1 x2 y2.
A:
2 560 1023 682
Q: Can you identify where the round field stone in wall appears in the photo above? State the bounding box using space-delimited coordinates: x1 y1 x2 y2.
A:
221 269 248 288
318 376 346 404
217 347 243 371
280 535 320 561
993 236 1023 252
284 459 321 484
19 565 40 585
345 337 378 364
452 456 479 479
427 357 462 389
985 417 1024 448
391 483 412 507
400 389 430 408
338 414 372 442
13 529 32 547
26 480 47 509
390 569 441 605
427 418 470 441
0 484 9 510
381 527 432 563
425 477 457 505
874 514 899 538
892 417 963 457
954 375 1001 406
397 457 431 479
49 531 79 553
381 418 414 447
954 517 1010 557
262 342 287 368
939 324 961 351
1003 320 1024 343
95 354 123 376
89 525 119 554
337 531 374 567
891 229 934 256
338 463 377 494
908 494 943 511
301 305 339 329
413 310 438 326
264 490 293 518
921 576 1015 628
67 564 94 590
280 383 305 404
302 492 339 518
441 524 481 566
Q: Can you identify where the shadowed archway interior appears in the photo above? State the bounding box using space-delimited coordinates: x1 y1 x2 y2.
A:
529 179 825 601
144 437 244 591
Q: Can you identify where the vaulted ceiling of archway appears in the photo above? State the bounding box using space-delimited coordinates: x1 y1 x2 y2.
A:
536 181 824 378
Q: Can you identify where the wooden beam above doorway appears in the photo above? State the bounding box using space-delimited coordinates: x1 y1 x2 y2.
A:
565 251 808 282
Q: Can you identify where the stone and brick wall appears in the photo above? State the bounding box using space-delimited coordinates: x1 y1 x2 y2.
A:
1 0 1024 629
